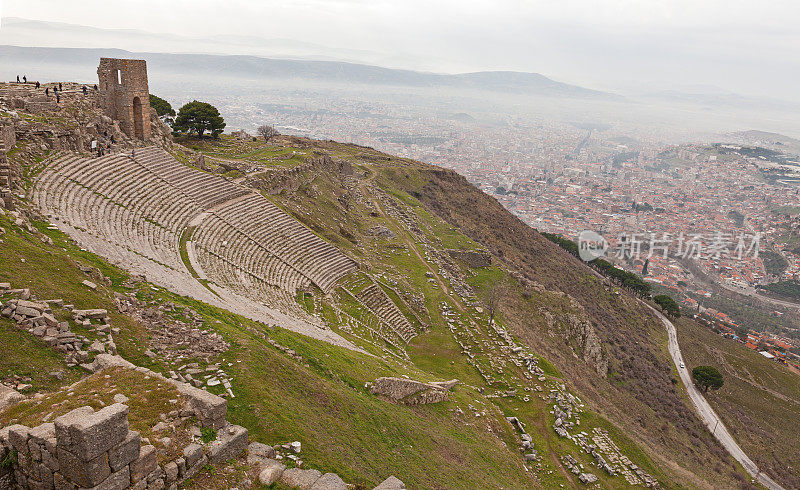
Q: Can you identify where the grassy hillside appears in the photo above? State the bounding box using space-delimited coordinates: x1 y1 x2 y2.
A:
185 135 749 487
374 163 741 485
2 118 785 489
0 210 534 488
678 317 800 487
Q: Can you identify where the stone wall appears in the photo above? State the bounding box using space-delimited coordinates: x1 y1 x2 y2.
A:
0 121 14 210
445 249 492 268
0 123 14 151
0 402 247 489
245 155 352 195
369 377 455 405
97 58 151 140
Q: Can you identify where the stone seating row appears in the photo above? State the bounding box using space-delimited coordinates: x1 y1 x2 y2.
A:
355 283 417 342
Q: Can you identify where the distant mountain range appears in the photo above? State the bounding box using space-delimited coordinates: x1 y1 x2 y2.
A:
0 16 440 70
0 44 616 100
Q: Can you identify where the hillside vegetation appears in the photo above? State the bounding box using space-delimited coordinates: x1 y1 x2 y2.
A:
174 134 748 486
1 89 792 488
678 317 800 488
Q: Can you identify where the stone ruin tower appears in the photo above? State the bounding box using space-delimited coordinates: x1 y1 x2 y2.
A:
97 58 151 140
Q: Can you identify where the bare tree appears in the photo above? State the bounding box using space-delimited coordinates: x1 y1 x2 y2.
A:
257 124 278 142
483 277 508 325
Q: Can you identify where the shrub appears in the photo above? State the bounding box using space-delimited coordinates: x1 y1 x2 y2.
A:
200 426 217 443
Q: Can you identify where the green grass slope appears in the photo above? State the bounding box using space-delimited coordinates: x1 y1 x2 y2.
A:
0 124 774 489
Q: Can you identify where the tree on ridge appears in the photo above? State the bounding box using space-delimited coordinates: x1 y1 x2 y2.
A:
174 101 225 139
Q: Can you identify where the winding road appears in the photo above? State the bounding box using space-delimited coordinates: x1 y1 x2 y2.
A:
648 305 784 490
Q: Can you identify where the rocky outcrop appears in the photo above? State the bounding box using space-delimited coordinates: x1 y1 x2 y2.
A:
541 306 608 377
564 314 608 377
369 377 456 405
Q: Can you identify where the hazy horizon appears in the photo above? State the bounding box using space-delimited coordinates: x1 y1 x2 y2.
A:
1 0 799 103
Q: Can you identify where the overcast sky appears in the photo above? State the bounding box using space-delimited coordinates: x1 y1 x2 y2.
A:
2 0 799 100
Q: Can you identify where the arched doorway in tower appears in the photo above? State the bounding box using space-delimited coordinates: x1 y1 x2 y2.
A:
132 96 144 139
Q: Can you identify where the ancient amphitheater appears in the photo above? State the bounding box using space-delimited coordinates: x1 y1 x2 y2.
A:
32 146 363 349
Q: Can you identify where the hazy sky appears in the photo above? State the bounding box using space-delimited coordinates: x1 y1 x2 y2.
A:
2 0 800 100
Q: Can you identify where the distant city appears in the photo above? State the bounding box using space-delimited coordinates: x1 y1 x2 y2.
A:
207 92 800 361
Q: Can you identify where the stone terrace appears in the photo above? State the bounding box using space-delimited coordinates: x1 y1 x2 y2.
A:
32 149 361 351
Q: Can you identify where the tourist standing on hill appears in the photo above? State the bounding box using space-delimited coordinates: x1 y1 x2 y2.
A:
82 86 87 95
22 75 26 83
58 82 62 91
35 81 40 89
56 93 60 103
15 75 19 83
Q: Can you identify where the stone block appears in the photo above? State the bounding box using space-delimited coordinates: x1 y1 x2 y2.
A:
42 313 59 327
53 473 78 490
72 309 107 320
310 472 347 490
280 468 322 489
208 425 247 464
258 462 286 485
55 408 95 449
42 446 59 471
35 464 54 488
86 466 129 490
182 443 203 468
146 465 163 483
247 441 275 463
183 454 207 480
15 305 41 317
56 446 110 488
107 430 140 471
164 461 178 483
7 424 30 451
17 300 46 313
130 478 148 490
0 385 24 412
148 478 164 490
129 445 157 483
27 437 42 461
172 382 226 429
29 423 55 444
175 457 186 478
374 476 406 489
55 404 128 460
